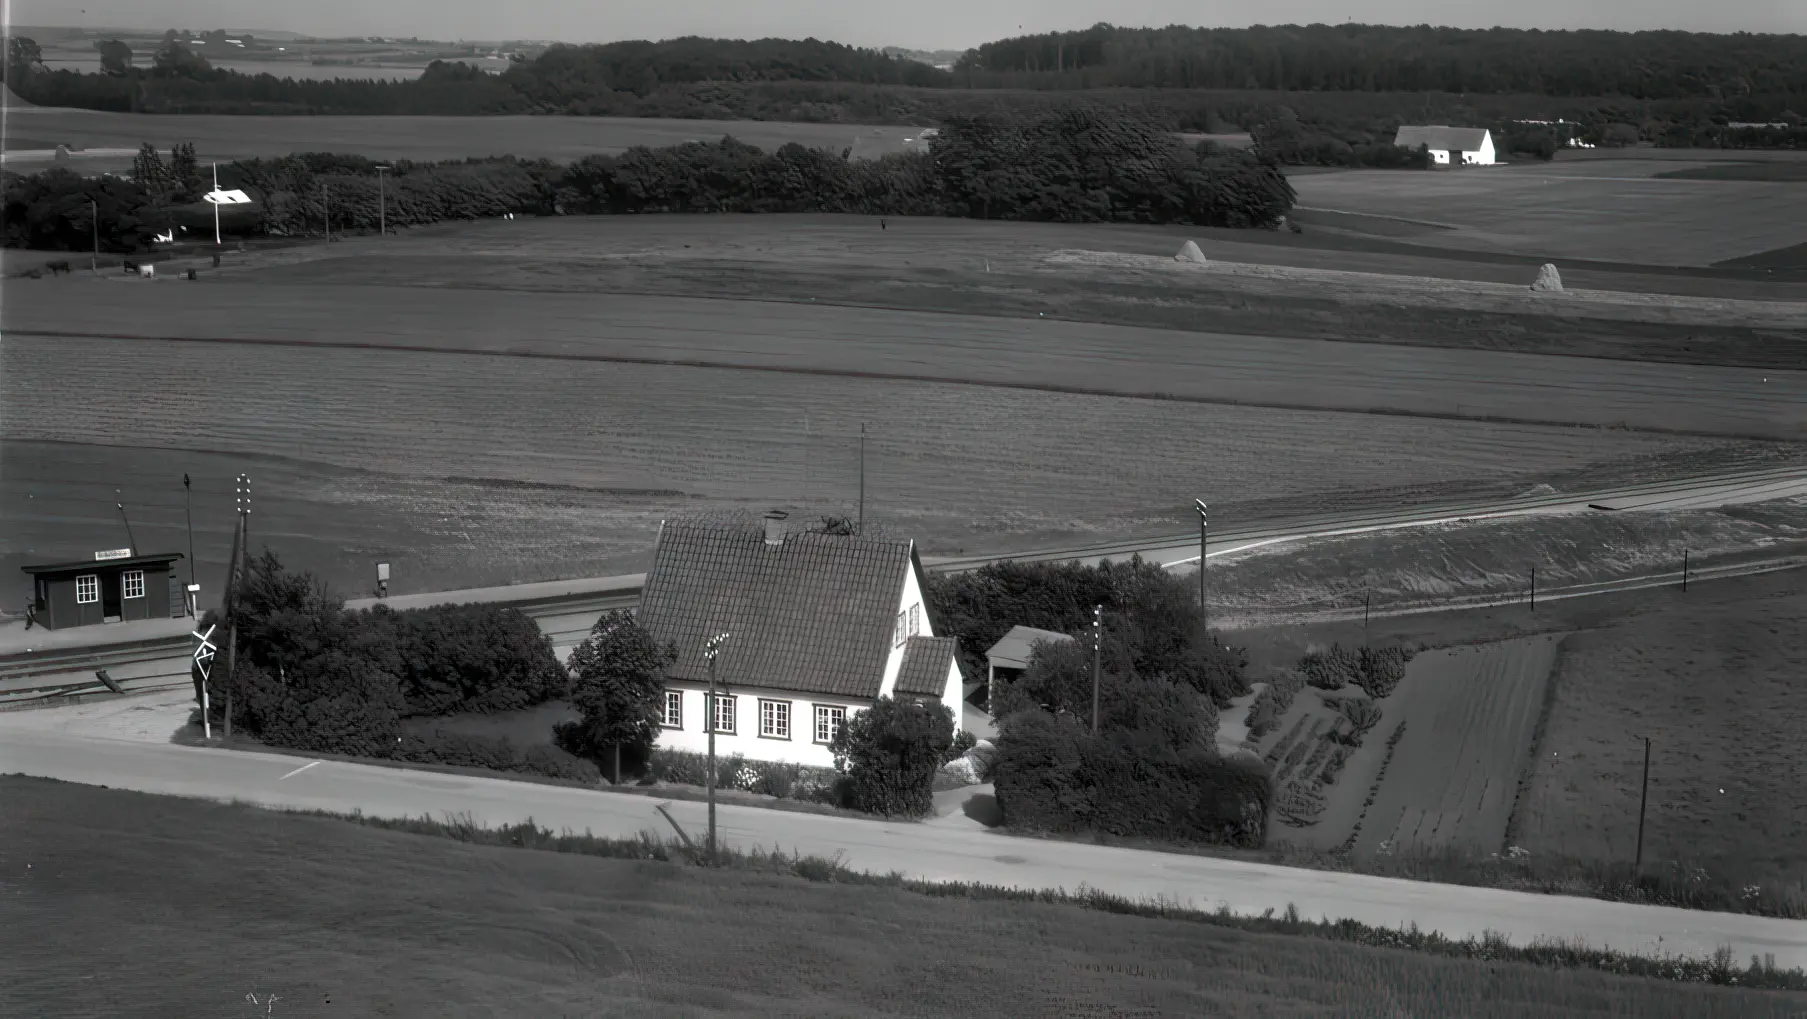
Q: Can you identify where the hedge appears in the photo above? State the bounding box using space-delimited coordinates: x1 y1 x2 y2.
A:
394 729 601 783
993 709 1273 847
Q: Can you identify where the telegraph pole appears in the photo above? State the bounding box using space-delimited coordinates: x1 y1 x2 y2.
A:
114 489 138 554
183 474 196 616
91 198 99 273
1633 735 1652 878
857 423 866 534
223 474 249 742
1682 549 1689 593
1090 604 1102 736
703 632 730 866
211 163 222 246
1194 500 1209 633
1530 566 1537 611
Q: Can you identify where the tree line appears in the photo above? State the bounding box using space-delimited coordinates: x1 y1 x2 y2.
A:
3 110 1300 252
8 29 1802 151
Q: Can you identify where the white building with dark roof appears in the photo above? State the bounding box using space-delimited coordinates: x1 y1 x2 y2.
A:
1392 126 1497 166
634 512 966 768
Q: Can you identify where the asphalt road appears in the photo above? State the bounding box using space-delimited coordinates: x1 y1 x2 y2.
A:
8 281 1803 438
3 725 1803 970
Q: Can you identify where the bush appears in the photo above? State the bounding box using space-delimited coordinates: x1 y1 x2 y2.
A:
993 709 1272 846
1300 645 1363 691
644 749 840 802
1357 646 1414 699
944 729 978 765
829 696 956 817
1244 666 1306 741
393 729 601 783
384 602 568 716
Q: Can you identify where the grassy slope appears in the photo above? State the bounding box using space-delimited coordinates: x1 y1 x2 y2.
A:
4 776 1805 1017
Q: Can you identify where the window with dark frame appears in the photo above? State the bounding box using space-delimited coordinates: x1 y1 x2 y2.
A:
122 570 146 599
814 704 845 744
661 690 683 729
75 574 99 605
759 698 791 739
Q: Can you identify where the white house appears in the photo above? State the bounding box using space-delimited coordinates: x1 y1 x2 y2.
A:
635 512 966 769
1393 126 1497 166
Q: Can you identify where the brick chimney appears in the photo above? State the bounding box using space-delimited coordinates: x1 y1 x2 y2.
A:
763 510 789 546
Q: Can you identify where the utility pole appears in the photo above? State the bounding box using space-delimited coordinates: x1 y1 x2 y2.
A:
114 489 138 554
183 474 196 616
1363 588 1371 646
1530 566 1537 611
1633 735 1652 878
91 198 99 273
702 632 730 866
857 423 866 534
224 474 249 742
375 165 390 237
1682 549 1688 593
211 163 222 247
1194 500 1209 633
1090 604 1102 737
323 182 331 242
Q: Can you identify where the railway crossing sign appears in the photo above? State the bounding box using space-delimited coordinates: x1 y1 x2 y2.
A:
192 624 218 680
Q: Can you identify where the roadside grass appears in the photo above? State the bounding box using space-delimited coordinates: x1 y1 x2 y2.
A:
210 805 1807 992
5 774 1803 1014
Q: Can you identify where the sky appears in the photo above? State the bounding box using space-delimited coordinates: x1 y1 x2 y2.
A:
12 0 1802 49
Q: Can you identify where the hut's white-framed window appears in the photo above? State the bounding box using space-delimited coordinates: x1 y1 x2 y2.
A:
76 574 100 604
122 570 146 599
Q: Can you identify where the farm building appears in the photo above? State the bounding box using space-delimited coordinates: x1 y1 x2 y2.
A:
1392 126 1498 166
22 551 186 630
983 625 1075 713
634 512 968 768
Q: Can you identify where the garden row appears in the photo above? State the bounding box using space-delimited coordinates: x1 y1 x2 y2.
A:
1 107 1296 253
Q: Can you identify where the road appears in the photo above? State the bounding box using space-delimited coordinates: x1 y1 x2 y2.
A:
2 723 1803 970
9 283 1803 438
6 464 1802 705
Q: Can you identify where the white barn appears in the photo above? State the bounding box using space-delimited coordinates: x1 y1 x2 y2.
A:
635 512 966 769
1393 126 1497 166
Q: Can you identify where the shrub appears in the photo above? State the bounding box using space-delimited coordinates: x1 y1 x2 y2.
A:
643 749 840 802
393 729 601 783
1336 696 1383 738
829 696 956 817
994 709 1272 847
1357 646 1414 699
944 729 978 765
386 602 567 716
1245 665 1306 741
1300 645 1362 690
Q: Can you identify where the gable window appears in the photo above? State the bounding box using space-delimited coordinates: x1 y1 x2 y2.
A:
814 704 846 745
122 570 146 599
75 575 100 605
708 694 737 736
909 603 920 637
895 610 907 646
759 699 790 739
661 690 683 729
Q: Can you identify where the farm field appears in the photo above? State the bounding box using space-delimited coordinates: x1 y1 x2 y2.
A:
28 213 1799 370
1514 572 1807 886
9 279 1802 437
1229 566 1807 905
6 778 1805 1019
1288 162 1807 266
0 105 925 163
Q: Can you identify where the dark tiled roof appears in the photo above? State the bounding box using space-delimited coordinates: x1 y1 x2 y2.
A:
636 521 911 699
1393 125 1491 152
895 636 958 698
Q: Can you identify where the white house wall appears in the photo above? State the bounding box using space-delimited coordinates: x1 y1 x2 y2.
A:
657 682 869 769
876 549 931 700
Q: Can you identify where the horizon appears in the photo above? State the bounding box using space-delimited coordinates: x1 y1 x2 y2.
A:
9 1 1803 51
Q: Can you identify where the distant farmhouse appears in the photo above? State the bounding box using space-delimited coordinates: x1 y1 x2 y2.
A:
633 512 968 768
1393 126 1498 166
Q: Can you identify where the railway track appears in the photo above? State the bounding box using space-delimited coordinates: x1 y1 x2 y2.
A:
5 465 1800 708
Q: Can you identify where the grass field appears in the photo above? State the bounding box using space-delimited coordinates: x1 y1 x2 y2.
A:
1513 571 1807 887
1656 163 1807 183
0 105 924 163
6 777 1806 1017
0 318 1756 601
1207 495 1807 629
1289 163 1807 266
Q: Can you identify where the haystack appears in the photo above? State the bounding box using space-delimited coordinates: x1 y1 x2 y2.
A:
1531 263 1564 292
1175 240 1208 264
